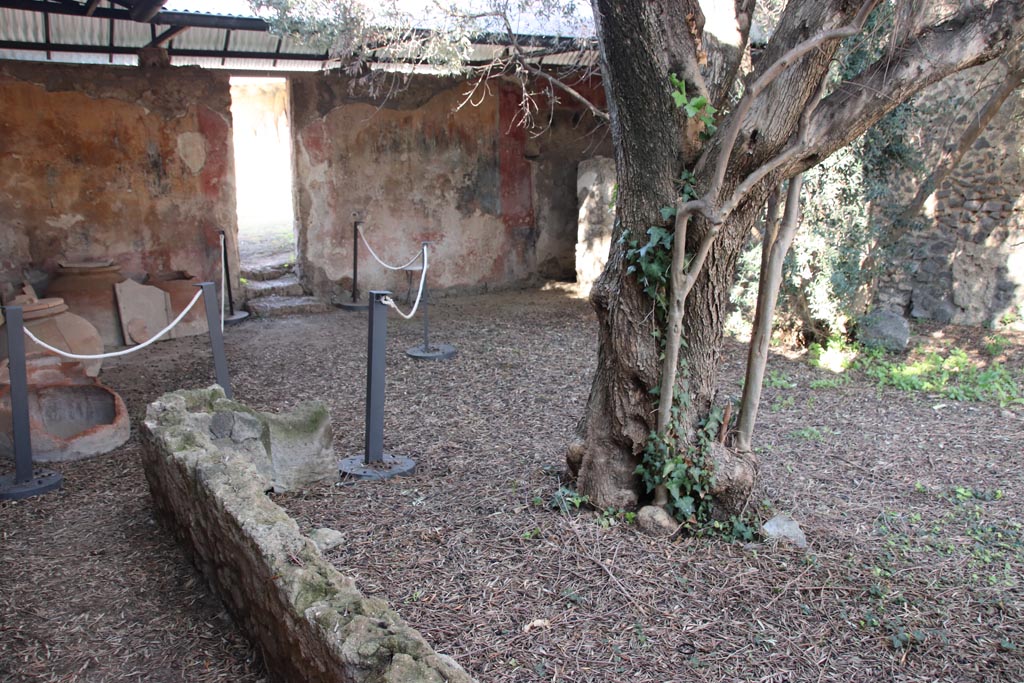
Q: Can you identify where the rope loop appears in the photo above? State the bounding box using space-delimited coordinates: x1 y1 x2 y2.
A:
357 225 424 271
381 244 429 320
22 289 204 360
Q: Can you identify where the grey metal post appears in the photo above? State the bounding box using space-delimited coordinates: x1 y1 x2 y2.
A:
364 290 388 464
197 282 233 399
421 284 431 351
405 244 456 361
0 306 62 500
338 289 416 481
352 220 362 305
5 307 33 484
338 220 369 311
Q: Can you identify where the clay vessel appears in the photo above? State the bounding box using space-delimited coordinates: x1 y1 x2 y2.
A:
0 356 129 462
46 261 126 347
150 271 208 338
1 296 104 377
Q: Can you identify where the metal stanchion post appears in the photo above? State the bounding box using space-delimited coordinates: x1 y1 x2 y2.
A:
364 290 387 464
220 230 249 325
0 306 63 500
406 243 456 361
338 219 369 311
338 291 415 480
197 282 233 399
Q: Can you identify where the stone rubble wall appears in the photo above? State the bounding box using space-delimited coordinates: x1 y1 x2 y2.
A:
874 63 1024 325
140 386 472 683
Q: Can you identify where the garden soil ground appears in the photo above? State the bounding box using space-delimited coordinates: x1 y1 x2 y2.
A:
2 288 1022 682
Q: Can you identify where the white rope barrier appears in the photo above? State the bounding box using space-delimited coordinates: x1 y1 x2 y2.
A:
382 244 429 320
357 225 424 271
23 289 204 360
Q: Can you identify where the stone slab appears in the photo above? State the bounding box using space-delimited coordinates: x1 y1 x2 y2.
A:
114 279 173 346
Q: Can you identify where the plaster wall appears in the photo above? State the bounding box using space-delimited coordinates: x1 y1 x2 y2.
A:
290 73 608 302
0 61 236 299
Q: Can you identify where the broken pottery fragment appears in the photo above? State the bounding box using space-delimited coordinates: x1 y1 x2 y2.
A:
47 261 126 348
0 356 129 462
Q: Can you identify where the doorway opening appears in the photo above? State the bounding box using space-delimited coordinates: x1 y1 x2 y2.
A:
229 76 295 273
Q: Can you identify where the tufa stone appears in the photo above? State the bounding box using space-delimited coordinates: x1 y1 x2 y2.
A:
309 527 345 553
209 411 234 440
762 514 808 549
858 309 910 352
636 505 677 537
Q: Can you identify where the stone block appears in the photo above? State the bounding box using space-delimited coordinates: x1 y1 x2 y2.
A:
575 156 616 295
857 309 910 352
911 288 956 324
263 401 335 493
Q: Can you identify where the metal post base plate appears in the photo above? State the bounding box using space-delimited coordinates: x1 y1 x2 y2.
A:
0 468 63 501
406 343 457 361
224 310 250 325
337 301 370 312
338 454 416 481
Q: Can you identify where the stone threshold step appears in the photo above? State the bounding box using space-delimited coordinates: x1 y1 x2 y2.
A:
244 274 304 299
240 263 293 282
245 295 330 318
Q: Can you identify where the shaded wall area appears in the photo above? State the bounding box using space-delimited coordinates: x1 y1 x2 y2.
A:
290 72 609 302
0 61 237 300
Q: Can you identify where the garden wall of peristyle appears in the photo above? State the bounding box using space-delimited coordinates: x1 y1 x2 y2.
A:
289 72 609 302
874 63 1024 326
0 61 237 301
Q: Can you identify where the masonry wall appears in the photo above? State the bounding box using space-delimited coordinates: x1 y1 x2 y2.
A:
289 72 608 302
874 63 1024 325
141 386 472 683
0 61 237 300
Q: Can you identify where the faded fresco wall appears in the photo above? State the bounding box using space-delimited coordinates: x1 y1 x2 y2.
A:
0 61 236 300
290 72 608 301
874 63 1024 326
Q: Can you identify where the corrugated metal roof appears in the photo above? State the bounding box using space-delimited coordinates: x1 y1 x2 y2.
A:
0 0 594 72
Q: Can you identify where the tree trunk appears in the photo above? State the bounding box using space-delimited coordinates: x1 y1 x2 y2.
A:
567 0 691 508
571 0 1024 512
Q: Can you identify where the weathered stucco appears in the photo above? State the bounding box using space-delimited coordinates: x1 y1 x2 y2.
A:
0 61 237 300
141 385 473 683
290 72 608 302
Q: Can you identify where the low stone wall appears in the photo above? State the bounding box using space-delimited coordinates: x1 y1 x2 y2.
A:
140 386 472 683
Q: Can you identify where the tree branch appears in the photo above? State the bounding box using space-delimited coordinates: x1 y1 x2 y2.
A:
703 0 880 206
799 0 1024 177
501 13 610 123
735 175 802 453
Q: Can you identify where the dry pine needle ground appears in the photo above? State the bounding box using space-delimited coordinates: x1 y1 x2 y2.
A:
2 288 1023 682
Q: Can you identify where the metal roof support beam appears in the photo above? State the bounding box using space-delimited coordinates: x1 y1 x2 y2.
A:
43 11 50 60
0 40 330 62
147 25 186 48
0 1 272 31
